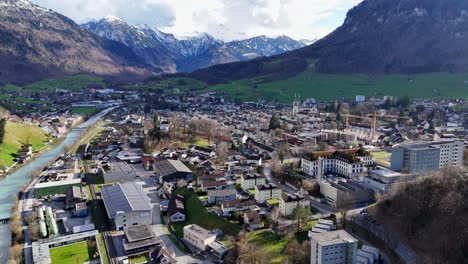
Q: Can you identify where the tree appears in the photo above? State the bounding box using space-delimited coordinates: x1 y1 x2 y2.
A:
268 113 281 131
216 141 229 161
275 143 289 163
292 204 312 231
464 149 468 167
337 192 354 229
283 239 311 264
153 113 160 130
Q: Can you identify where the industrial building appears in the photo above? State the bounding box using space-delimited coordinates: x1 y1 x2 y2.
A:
98 161 137 183
101 182 153 230
154 159 193 183
34 171 82 197
363 168 420 194
309 230 358 264
122 225 162 254
319 180 374 208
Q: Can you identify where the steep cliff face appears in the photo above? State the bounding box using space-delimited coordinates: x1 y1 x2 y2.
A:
310 0 468 74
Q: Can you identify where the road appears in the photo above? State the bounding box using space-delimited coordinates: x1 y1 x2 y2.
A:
20 177 42 264
148 188 203 264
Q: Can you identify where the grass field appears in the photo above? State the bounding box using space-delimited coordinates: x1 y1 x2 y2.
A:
23 75 106 91
372 151 392 167
204 72 468 102
50 241 98 264
127 77 207 93
0 121 49 168
71 106 98 115
171 189 241 238
247 229 289 263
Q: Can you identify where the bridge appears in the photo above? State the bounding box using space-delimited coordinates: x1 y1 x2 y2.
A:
0 218 10 225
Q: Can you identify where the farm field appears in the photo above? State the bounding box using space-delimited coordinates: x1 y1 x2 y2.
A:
0 120 49 168
205 72 468 103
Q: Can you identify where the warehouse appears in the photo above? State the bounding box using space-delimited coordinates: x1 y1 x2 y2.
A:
101 182 153 230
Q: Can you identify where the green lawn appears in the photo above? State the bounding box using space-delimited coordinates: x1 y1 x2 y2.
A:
97 234 110 264
372 151 391 166
126 77 207 93
71 106 98 115
0 121 49 168
171 189 241 238
204 72 468 102
129 254 148 264
50 241 98 264
23 75 106 91
247 229 289 264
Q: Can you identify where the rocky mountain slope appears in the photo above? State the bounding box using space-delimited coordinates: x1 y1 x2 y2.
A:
82 17 309 72
180 0 468 84
0 0 152 85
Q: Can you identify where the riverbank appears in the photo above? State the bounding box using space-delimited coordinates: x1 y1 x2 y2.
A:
0 107 116 263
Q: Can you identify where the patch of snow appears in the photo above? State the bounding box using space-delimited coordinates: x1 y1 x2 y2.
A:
413 8 427 17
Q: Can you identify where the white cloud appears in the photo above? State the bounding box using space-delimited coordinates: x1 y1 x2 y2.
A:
31 0 362 41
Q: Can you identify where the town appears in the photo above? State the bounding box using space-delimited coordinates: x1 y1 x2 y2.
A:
3 86 466 264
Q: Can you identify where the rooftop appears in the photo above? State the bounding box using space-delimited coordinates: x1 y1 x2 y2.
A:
101 182 152 218
184 224 216 240
309 230 358 246
155 159 192 177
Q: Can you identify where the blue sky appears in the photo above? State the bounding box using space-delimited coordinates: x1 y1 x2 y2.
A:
32 0 362 41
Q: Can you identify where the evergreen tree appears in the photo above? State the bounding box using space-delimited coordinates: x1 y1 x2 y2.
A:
268 113 281 131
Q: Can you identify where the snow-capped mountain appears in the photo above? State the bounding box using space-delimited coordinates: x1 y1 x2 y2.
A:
82 17 308 72
0 0 151 84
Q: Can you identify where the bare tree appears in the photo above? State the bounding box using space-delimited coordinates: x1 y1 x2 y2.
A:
216 141 229 161
336 192 354 229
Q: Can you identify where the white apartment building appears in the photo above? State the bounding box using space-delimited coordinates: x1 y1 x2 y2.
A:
254 183 282 203
310 230 358 264
391 140 464 173
183 224 216 252
302 149 373 178
433 140 464 168
240 173 267 191
279 193 310 216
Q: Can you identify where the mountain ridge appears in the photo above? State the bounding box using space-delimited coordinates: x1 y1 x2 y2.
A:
0 0 154 85
174 0 468 85
82 17 310 73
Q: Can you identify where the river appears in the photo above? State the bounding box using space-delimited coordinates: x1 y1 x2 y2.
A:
0 107 114 262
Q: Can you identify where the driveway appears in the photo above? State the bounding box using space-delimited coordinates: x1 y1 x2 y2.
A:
146 187 204 264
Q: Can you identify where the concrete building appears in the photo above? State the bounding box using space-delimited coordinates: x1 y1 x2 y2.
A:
123 225 162 254
319 180 374 208
309 230 358 264
363 168 419 194
207 189 237 204
302 149 373 178
183 224 217 252
254 183 282 203
279 193 310 216
240 172 266 191
391 140 464 173
98 161 137 183
355 95 366 102
101 182 153 230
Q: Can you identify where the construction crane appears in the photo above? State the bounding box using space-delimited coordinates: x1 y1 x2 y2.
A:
345 112 410 139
